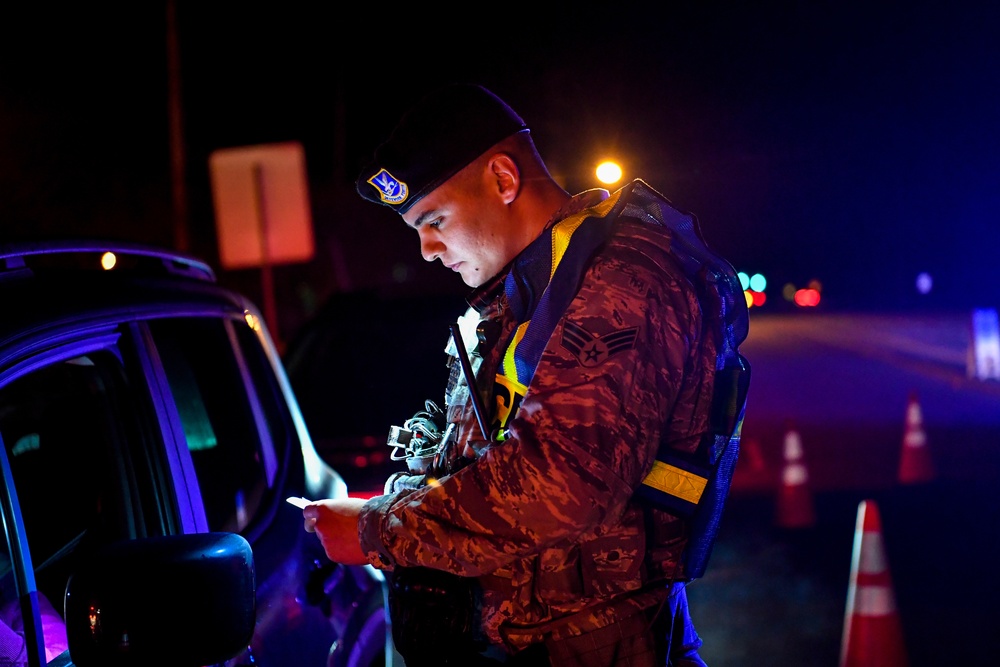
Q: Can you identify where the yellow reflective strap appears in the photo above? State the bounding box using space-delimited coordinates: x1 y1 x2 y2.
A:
494 190 627 431
502 322 530 384
493 373 527 433
641 460 708 505
548 192 621 280
550 215 583 280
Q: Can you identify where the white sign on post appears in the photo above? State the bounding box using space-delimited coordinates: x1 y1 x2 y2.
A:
208 141 315 269
969 308 1000 381
208 141 315 348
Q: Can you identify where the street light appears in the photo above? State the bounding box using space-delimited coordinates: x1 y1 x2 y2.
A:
595 160 623 185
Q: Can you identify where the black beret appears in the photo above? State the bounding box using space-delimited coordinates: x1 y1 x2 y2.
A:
356 83 529 214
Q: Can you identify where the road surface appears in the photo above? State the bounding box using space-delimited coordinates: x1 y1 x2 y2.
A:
691 310 1000 666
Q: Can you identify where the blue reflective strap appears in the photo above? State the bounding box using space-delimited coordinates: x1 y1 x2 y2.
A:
682 356 751 579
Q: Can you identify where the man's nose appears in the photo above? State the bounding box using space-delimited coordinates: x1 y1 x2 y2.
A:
419 232 444 263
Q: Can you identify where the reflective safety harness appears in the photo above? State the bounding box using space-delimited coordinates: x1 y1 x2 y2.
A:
489 179 750 579
490 193 621 436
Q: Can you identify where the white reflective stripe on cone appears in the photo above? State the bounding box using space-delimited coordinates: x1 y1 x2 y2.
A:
782 463 809 486
855 585 897 616
859 531 888 573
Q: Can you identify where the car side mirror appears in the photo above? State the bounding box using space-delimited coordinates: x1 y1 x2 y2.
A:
64 532 255 667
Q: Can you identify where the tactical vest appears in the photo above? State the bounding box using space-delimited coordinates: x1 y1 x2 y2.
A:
481 179 750 579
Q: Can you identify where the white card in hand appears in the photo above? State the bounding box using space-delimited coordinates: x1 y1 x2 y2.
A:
286 496 311 509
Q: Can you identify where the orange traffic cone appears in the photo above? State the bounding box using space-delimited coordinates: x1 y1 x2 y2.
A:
775 423 816 528
840 500 908 666
732 435 770 492
898 392 934 484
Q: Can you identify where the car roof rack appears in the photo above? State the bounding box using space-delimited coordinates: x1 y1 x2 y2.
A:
0 240 216 282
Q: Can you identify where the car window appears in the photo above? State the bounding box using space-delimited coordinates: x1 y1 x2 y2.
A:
148 317 279 535
0 349 140 663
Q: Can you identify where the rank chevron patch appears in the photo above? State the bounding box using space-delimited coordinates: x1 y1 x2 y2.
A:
560 321 639 367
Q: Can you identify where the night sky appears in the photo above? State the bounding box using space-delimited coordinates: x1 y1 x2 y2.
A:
2 2 998 318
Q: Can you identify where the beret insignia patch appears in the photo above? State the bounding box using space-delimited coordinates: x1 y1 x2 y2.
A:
367 168 408 206
560 321 639 367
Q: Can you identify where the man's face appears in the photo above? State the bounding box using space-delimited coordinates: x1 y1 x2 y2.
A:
401 169 513 288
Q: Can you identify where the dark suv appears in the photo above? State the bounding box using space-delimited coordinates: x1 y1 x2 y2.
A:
0 241 390 666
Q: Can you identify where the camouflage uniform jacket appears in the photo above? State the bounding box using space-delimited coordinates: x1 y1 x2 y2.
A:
358 180 719 652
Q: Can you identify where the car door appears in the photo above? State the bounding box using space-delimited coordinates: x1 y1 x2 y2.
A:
0 310 354 666
0 325 161 666
138 311 348 665
136 311 387 667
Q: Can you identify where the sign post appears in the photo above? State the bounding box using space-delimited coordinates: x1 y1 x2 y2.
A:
209 142 315 348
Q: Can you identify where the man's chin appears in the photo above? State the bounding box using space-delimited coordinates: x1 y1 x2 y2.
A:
456 266 480 288
463 264 513 289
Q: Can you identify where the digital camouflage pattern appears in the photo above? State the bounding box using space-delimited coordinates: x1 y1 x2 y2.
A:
359 182 719 653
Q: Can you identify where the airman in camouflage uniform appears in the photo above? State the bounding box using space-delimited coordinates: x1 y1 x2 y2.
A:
304 84 748 667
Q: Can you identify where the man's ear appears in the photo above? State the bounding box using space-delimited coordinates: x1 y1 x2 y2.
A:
487 153 520 205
